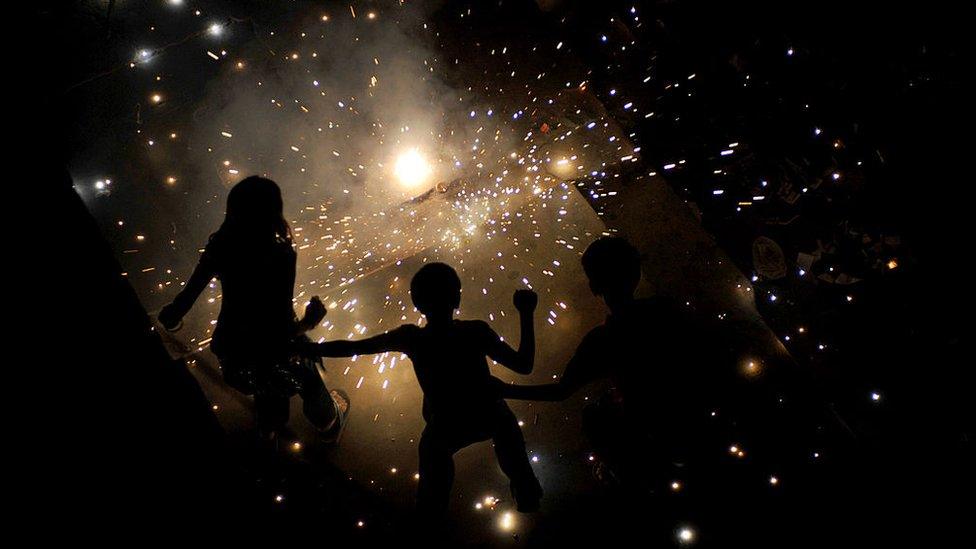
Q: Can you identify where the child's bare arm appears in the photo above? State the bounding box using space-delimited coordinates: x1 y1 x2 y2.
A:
496 378 575 401
485 289 537 374
312 326 410 357
498 328 604 401
498 365 584 401
158 252 216 330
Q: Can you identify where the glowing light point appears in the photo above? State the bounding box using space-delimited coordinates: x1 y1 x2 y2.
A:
499 511 516 531
394 148 432 189
677 526 696 544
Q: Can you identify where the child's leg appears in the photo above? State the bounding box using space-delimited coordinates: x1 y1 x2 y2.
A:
489 402 543 510
417 424 458 516
296 363 338 431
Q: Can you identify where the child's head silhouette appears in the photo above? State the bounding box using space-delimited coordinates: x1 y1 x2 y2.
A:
410 262 462 317
582 237 641 301
221 176 291 243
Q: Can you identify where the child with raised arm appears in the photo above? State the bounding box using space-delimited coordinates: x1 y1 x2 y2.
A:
303 262 543 515
497 237 715 493
158 176 346 442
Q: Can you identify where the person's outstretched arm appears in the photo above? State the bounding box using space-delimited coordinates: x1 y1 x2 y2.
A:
498 328 604 401
158 249 216 330
311 325 411 357
484 290 537 374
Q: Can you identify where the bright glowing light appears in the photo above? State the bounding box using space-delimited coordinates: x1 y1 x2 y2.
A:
677 526 696 544
742 358 761 377
550 156 577 178
499 511 516 531
209 23 223 36
394 148 431 189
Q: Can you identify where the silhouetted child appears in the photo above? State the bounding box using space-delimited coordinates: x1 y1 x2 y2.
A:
499 237 714 490
303 262 543 515
158 176 347 441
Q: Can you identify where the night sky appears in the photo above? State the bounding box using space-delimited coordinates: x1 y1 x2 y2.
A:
35 0 971 545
